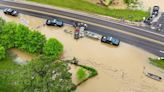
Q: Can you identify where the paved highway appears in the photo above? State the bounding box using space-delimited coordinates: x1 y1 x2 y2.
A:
0 0 163 56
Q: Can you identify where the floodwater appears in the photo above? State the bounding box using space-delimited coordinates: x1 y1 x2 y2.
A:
10 48 33 61
139 0 164 12
1 12 164 92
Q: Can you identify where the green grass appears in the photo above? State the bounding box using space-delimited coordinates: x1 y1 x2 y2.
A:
150 58 164 69
27 0 149 21
76 68 88 81
0 55 19 70
0 54 19 92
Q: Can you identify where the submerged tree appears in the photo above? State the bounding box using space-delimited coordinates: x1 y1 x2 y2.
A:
16 56 76 92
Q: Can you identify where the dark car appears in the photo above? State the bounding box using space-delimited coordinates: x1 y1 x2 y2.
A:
152 6 159 17
101 36 120 46
144 16 153 25
46 19 64 27
3 8 19 16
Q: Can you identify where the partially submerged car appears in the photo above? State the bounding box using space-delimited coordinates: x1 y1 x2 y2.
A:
101 36 120 46
46 19 64 27
3 8 19 16
144 16 153 25
152 6 159 17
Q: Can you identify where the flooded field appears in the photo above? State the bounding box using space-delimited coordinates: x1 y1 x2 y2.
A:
1 11 164 92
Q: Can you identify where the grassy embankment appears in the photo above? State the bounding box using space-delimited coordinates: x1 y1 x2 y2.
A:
28 0 149 21
150 58 164 69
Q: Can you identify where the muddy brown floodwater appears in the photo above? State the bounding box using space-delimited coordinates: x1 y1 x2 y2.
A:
1 11 164 92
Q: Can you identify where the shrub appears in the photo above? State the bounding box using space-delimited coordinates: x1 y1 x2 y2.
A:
43 38 63 59
0 45 6 60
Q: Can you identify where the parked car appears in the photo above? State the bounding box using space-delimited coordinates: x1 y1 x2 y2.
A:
101 36 120 46
3 8 19 16
144 16 153 25
152 6 159 17
46 19 64 27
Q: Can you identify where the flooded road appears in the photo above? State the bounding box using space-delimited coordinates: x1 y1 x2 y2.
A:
1 12 164 92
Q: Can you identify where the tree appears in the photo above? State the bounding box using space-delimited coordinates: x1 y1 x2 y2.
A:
15 24 46 53
0 45 5 60
16 56 76 92
0 22 17 49
43 38 63 59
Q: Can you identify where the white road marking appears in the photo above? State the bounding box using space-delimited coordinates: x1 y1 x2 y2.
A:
159 50 164 53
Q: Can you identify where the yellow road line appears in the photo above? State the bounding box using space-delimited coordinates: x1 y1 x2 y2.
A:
0 4 164 46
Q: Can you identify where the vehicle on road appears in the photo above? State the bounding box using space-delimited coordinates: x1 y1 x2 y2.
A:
144 16 153 25
3 8 19 16
152 6 159 17
101 36 120 46
46 19 64 27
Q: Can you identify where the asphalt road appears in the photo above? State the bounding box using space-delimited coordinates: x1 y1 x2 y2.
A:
0 0 163 56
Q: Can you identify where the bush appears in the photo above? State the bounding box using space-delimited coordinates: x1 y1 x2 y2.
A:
0 45 6 60
43 38 63 59
76 68 88 81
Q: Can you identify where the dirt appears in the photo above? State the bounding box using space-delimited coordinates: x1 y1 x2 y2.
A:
87 0 127 9
1 11 164 92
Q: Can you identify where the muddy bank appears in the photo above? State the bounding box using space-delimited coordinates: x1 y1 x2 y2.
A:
1 12 164 92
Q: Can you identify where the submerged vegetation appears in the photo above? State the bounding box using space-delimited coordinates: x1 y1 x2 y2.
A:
28 0 149 21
